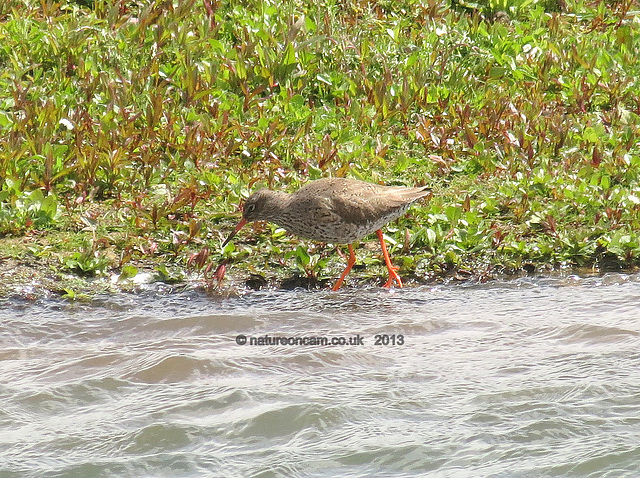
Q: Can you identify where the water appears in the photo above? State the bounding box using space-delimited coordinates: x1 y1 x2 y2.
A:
2 274 640 477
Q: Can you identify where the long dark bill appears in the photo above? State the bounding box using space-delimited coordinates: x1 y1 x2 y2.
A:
221 218 248 248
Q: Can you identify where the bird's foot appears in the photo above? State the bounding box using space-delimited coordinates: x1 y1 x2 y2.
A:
383 265 403 288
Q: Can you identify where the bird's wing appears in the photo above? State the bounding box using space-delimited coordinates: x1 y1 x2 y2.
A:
331 184 430 225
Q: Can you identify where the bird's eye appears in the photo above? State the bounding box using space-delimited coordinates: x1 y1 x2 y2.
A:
246 204 256 213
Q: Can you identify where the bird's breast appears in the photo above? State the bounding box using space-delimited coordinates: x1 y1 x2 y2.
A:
274 204 410 244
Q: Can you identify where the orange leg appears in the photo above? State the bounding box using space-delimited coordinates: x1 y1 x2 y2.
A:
331 244 356 291
376 229 403 288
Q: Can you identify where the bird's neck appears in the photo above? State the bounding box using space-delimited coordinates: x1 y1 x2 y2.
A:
261 190 291 223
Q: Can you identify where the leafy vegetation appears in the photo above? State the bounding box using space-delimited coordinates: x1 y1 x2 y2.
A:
0 0 639 294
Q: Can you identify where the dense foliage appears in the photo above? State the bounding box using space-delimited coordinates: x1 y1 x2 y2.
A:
0 0 639 291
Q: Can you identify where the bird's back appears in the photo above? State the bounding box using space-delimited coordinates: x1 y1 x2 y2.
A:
276 178 430 244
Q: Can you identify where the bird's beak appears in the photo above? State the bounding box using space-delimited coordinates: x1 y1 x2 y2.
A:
221 218 247 248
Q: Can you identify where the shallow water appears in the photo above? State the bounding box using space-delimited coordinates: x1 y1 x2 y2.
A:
2 274 640 477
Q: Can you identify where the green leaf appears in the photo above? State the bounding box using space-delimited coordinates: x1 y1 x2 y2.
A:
118 265 138 281
426 228 437 244
583 127 600 143
295 246 310 267
282 42 296 66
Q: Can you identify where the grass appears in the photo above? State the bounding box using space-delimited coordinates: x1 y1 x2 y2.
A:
0 0 639 296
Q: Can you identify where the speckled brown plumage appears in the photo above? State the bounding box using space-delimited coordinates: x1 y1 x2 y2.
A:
222 178 432 290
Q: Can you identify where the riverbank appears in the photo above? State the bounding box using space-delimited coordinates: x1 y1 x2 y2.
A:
1 0 639 298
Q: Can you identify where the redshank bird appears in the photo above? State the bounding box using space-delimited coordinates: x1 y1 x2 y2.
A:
221 178 431 290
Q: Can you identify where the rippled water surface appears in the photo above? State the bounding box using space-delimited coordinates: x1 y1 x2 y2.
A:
2 274 640 477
